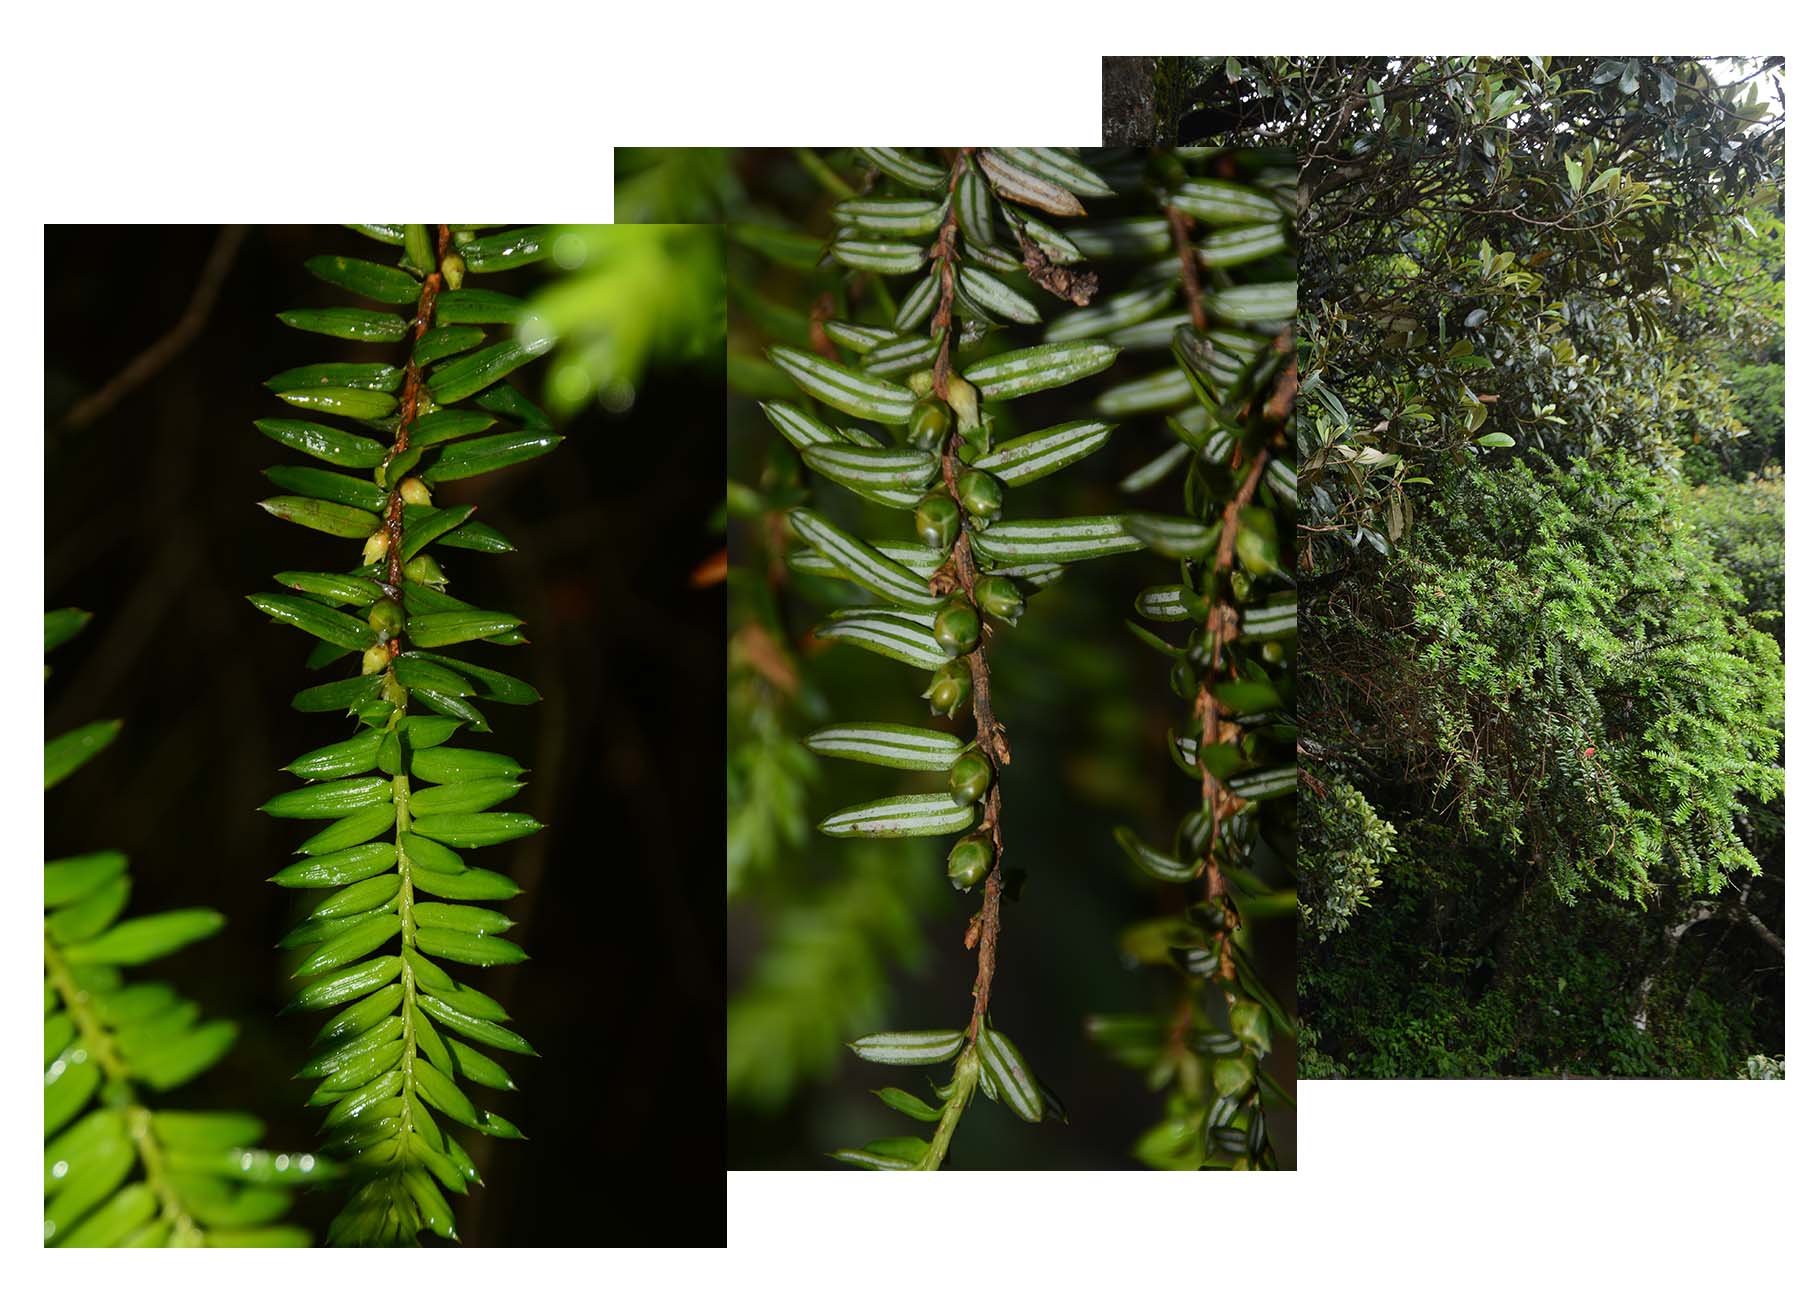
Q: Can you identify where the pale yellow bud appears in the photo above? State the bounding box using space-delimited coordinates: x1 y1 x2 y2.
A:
361 644 390 676
399 477 432 506
362 530 389 566
946 375 981 433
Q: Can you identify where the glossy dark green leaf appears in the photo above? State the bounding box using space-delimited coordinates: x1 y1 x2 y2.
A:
427 335 555 405
258 496 382 540
391 508 474 566
414 654 539 705
45 719 121 789
448 1039 516 1092
255 418 389 469
439 521 515 553
312 985 405 1046
249 593 379 650
414 324 487 367
408 813 542 849
459 226 551 273
405 611 524 647
304 255 422 304
275 385 398 421
275 571 388 607
291 674 383 713
409 409 497 447
261 776 392 820
286 955 402 1013
263 465 389 514
406 902 510 941
424 430 564 485
476 382 552 430
310 874 400 920
266 362 401 393
61 908 225 966
409 779 521 816
410 864 521 902
414 927 526 968
283 732 384 784
411 688 490 732
403 716 462 747
411 1058 481 1127
293 913 401 980
393 655 476 698
435 288 527 324
295 805 397 856
278 307 409 343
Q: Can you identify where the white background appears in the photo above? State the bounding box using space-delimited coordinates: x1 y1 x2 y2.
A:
5 0 1805 1290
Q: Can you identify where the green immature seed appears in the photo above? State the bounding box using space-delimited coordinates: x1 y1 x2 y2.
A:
916 492 961 551
974 575 1024 624
907 397 952 452
924 657 973 719
945 375 981 433
1229 999 1272 1053
947 751 992 806
1212 1054 1256 1098
404 554 447 589
367 598 405 638
946 833 993 890
933 596 980 656
956 470 1003 526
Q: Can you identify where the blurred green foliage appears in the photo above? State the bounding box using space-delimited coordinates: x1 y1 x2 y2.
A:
532 224 724 418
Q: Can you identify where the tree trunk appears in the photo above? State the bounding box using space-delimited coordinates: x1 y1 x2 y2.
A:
1102 57 1158 146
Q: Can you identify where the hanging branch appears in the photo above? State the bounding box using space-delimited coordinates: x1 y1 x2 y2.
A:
250 223 563 1242
759 148 1131 1168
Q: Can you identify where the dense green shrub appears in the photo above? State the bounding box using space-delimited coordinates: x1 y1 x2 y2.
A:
1298 774 1395 940
1167 57 1785 1076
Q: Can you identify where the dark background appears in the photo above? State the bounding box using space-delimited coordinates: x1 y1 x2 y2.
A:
44 225 725 1244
